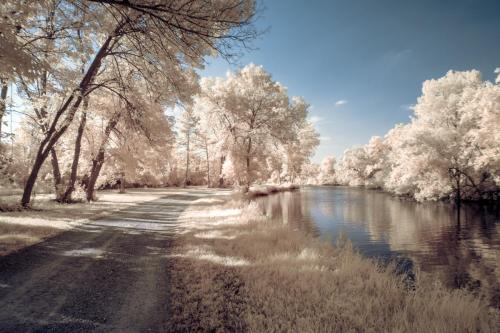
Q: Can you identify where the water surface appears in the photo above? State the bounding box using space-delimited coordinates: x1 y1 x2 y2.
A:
253 186 500 307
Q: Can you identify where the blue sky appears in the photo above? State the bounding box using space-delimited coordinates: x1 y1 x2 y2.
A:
200 0 500 163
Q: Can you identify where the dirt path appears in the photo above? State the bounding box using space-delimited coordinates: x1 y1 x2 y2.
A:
0 189 218 333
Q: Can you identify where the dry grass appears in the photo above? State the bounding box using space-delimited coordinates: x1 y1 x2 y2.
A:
0 222 58 256
168 198 500 332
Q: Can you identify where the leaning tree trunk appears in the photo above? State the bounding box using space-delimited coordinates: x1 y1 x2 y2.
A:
85 111 121 202
21 90 87 207
60 20 90 203
20 67 65 201
21 32 117 207
60 106 87 202
50 148 63 200
86 150 105 202
22 151 50 206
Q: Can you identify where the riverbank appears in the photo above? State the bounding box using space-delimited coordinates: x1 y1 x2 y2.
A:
246 183 299 197
168 192 499 332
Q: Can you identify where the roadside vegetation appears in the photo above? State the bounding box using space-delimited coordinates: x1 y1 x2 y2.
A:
167 194 500 332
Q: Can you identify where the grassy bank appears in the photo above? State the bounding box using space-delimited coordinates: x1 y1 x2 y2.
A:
168 195 500 332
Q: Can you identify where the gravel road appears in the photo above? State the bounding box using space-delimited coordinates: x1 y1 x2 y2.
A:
0 190 213 332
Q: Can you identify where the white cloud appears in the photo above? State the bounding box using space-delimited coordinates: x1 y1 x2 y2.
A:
394 49 412 58
320 136 332 142
335 100 348 107
383 49 412 62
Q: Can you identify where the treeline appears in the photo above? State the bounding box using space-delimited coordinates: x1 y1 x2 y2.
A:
318 70 500 202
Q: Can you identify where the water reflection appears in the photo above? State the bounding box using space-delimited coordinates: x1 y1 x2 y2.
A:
253 186 500 307
256 190 319 236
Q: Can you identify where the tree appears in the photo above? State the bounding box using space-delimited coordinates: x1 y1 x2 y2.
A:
11 0 257 207
192 98 233 187
88 93 175 193
196 64 312 187
83 74 182 201
283 120 320 183
179 107 199 186
319 156 336 185
386 70 495 201
0 2 39 79
14 0 91 200
0 1 40 133
336 136 389 188
193 130 215 187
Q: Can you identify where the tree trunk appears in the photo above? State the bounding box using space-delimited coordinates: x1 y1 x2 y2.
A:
21 149 51 207
456 176 461 206
184 132 190 186
246 137 252 187
86 150 105 202
219 155 225 187
205 141 210 187
0 79 7 135
60 106 87 202
21 31 117 207
85 111 121 202
119 172 125 193
50 148 63 200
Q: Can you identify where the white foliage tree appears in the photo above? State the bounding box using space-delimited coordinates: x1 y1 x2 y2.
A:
336 69 500 202
318 156 336 185
195 64 316 187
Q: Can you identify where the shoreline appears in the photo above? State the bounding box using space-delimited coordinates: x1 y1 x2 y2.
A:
167 190 499 331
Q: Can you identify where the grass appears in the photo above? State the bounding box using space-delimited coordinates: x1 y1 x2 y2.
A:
167 197 500 332
0 222 58 256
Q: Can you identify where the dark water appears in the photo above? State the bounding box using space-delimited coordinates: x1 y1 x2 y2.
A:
253 186 500 307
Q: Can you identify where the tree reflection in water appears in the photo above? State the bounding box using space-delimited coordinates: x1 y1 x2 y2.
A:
253 186 500 308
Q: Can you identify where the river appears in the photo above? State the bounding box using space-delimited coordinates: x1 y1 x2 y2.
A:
253 186 500 307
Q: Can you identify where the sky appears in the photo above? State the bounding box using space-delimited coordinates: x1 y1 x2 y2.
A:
199 0 500 163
